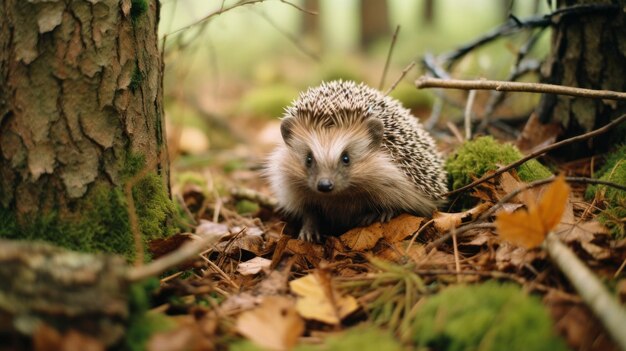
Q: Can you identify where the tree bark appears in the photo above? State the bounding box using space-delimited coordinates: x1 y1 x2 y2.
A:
359 0 390 49
533 0 626 155
0 0 170 255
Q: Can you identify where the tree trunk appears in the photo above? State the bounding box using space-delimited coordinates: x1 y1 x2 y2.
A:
0 0 171 258
533 0 626 156
359 0 390 49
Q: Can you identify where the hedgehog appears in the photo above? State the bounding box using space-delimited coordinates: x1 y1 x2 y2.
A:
266 80 447 242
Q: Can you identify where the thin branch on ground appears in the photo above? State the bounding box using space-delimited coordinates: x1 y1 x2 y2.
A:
544 232 626 350
424 223 496 252
479 176 626 221
379 25 401 91
464 90 477 140
416 77 626 101
127 234 220 283
384 61 416 96
231 187 278 209
444 114 626 197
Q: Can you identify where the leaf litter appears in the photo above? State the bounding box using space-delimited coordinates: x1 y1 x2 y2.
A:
138 164 625 351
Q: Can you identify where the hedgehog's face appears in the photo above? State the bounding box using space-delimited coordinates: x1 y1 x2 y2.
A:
280 116 384 195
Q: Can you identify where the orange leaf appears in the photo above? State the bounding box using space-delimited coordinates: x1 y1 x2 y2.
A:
536 174 570 232
495 208 545 248
495 174 571 248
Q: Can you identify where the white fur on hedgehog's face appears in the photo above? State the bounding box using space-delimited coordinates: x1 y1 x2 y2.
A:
280 116 384 195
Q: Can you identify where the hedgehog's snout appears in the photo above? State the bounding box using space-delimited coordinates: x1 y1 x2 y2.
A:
317 178 334 193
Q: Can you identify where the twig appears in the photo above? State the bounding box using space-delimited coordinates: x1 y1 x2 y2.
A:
464 90 477 140
544 232 626 350
451 227 460 283
415 77 626 101
384 61 416 96
424 223 495 252
406 219 434 252
379 25 401 91
437 4 618 66
479 176 626 221
445 114 626 197
166 0 267 37
278 0 318 15
127 235 219 283
254 9 320 62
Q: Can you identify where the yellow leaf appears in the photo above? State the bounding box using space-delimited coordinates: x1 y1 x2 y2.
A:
289 273 358 325
495 174 571 248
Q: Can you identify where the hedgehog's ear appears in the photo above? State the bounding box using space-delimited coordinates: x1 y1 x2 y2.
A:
280 117 296 147
365 117 384 148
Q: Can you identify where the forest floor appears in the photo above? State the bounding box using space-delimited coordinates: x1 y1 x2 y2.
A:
138 78 626 351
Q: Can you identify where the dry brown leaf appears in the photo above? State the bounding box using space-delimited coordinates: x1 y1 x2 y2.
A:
499 172 525 203
289 273 358 325
236 296 304 351
148 316 212 351
495 175 570 248
433 202 491 233
237 257 272 276
34 325 104 351
339 222 383 250
381 214 424 243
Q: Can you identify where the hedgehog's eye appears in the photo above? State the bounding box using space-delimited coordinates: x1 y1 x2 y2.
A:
341 152 350 165
305 152 313 167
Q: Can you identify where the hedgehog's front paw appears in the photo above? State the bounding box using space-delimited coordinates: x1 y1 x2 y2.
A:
299 217 322 243
359 210 397 226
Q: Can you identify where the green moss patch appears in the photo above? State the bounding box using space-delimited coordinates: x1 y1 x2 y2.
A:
130 0 148 21
0 153 176 260
125 278 174 351
586 145 626 237
413 282 567 351
446 136 552 191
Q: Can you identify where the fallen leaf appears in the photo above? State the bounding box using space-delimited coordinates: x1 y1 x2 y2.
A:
381 214 424 243
195 220 229 239
148 316 212 351
290 272 358 325
495 175 570 248
237 257 272 276
34 325 104 351
433 202 491 233
236 296 304 351
339 222 383 250
499 172 525 203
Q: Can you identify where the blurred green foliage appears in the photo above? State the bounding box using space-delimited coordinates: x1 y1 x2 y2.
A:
586 145 626 237
412 282 568 351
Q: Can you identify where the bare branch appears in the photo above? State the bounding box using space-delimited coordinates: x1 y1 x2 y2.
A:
384 61 416 96
379 25 401 91
416 77 626 101
279 0 318 15
126 235 219 283
444 114 626 197
464 90 477 140
545 232 626 351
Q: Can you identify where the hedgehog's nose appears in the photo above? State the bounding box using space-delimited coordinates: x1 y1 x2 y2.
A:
317 179 334 192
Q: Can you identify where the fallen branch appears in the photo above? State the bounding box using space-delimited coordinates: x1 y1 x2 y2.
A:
415 77 626 101
544 232 626 350
126 235 219 283
444 114 626 197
